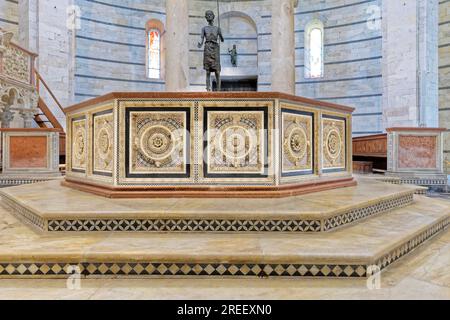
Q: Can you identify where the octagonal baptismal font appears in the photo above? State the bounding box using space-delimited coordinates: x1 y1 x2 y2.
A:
1 93 448 279
63 92 356 198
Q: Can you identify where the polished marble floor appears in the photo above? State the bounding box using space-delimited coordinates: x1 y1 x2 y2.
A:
0 177 417 220
0 229 448 300
0 193 447 265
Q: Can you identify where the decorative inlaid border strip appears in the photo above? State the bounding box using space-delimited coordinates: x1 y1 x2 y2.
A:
0 262 366 278
373 217 449 270
0 217 447 278
323 192 414 231
0 192 45 231
44 192 414 233
0 189 415 233
47 219 323 233
0 178 52 186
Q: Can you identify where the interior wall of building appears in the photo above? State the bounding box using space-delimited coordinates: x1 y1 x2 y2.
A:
2 0 445 155
188 0 270 91
0 0 19 37
295 0 383 137
439 0 450 174
73 0 166 103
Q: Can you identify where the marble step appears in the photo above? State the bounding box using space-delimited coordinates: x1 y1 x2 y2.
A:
0 195 447 279
0 178 418 233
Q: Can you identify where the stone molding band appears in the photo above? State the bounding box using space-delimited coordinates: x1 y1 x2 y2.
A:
0 217 447 279
0 188 414 233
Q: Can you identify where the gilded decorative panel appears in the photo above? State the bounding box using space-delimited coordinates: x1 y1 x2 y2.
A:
71 117 87 172
93 111 114 175
322 116 346 172
281 110 314 176
126 108 190 177
204 108 268 177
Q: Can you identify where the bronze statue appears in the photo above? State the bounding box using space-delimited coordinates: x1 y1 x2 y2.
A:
198 10 224 91
228 44 237 67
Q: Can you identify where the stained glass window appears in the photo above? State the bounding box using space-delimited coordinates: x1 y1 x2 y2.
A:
148 29 161 79
309 28 323 78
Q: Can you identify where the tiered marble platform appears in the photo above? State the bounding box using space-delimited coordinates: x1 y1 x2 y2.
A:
0 178 448 279
0 178 415 233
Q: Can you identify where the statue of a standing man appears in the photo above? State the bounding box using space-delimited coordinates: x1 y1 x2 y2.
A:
197 10 224 91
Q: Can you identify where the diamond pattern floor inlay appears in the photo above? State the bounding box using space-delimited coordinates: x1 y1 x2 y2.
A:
0 178 448 278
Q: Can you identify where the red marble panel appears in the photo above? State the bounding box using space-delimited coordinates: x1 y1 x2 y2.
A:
9 136 48 169
398 135 437 169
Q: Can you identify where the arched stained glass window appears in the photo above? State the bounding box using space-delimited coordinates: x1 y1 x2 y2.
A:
309 28 323 78
148 29 161 79
304 20 324 79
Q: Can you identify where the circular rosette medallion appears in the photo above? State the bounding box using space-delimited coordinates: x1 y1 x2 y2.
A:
284 124 308 165
138 124 183 168
326 128 342 160
212 123 258 167
96 127 112 161
73 127 86 161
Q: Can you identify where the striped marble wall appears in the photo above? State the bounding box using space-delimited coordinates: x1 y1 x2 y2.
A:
295 0 383 137
439 0 450 174
72 0 383 138
73 0 167 103
0 0 19 37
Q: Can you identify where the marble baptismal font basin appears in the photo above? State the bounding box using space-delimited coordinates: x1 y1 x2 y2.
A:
63 92 356 198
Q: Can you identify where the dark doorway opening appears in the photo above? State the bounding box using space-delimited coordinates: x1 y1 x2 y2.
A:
213 78 258 91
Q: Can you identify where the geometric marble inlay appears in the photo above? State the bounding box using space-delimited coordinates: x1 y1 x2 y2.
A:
64 93 356 197
322 116 346 172
282 109 313 176
204 108 267 177
93 111 114 175
128 108 190 177
71 118 87 172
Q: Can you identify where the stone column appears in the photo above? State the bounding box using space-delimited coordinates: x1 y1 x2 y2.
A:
165 0 189 92
18 0 39 52
271 0 297 94
382 0 439 129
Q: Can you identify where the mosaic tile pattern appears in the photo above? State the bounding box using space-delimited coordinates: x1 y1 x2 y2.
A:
0 191 413 233
128 109 190 177
204 109 267 177
322 116 346 172
281 110 313 176
323 193 414 231
71 118 87 172
93 111 114 175
0 218 447 278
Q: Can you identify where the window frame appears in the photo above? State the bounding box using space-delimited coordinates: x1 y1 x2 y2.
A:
147 28 161 79
304 20 325 79
145 20 165 80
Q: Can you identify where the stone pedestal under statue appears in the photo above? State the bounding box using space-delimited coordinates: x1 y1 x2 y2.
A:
386 127 447 190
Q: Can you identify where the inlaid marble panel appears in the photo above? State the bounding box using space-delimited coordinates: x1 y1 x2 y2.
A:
9 136 47 169
93 111 114 175
71 118 87 172
281 110 313 176
398 135 437 169
322 116 346 171
128 109 189 177
204 109 267 177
